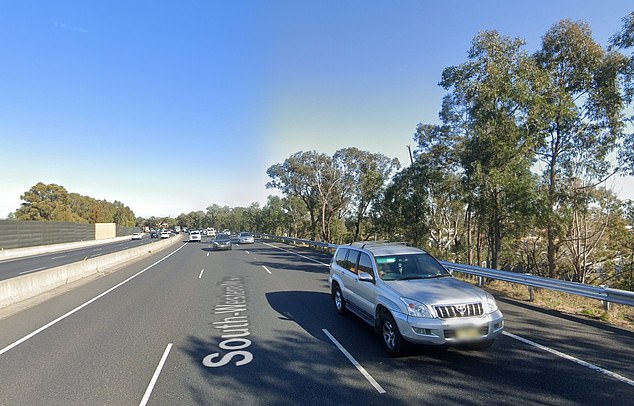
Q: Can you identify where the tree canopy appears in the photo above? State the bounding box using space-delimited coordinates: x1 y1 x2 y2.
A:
15 182 136 226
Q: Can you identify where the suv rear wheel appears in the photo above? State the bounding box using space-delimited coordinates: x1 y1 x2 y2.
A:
332 284 347 315
381 312 408 357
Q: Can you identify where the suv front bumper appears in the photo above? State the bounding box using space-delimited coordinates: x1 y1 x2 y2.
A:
393 309 504 346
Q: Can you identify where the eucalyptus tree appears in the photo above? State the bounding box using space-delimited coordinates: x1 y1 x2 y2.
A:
311 151 350 242
412 124 468 261
283 195 310 238
267 150 353 241
379 161 431 248
533 19 627 278
16 182 77 221
610 11 634 175
439 30 540 269
16 182 136 225
258 195 286 235
112 201 136 227
334 147 400 242
266 151 321 240
559 186 626 284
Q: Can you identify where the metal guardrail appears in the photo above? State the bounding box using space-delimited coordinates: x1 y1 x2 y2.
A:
261 235 634 308
439 261 634 308
261 235 337 250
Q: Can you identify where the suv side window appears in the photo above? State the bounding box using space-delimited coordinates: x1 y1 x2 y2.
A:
346 250 360 274
358 253 374 279
335 248 348 268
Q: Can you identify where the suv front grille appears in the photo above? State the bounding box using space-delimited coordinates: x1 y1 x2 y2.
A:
434 303 483 318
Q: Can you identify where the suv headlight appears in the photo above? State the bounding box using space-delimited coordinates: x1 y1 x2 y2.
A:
484 293 498 313
400 297 433 318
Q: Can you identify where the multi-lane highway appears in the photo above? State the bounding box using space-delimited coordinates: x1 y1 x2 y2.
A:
0 236 165 281
0 240 633 405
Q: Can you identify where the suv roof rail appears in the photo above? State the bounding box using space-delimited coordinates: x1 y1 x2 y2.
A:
350 241 409 249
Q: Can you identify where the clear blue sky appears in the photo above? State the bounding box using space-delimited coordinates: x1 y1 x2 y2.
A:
1 1 632 218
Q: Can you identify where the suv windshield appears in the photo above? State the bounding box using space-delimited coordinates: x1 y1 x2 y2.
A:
375 253 450 281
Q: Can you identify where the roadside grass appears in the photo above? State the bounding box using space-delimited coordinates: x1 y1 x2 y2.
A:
457 274 634 331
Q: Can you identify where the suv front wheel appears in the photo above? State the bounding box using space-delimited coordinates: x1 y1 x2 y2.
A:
332 284 347 315
381 312 408 357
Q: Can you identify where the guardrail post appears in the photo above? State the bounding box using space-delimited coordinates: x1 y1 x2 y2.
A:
528 287 535 302
599 285 611 312
477 276 483 287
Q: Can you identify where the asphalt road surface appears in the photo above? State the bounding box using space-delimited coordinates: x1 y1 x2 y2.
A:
0 240 632 405
0 236 166 281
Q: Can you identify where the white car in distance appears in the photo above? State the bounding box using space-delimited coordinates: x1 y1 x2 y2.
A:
189 230 202 242
239 232 254 244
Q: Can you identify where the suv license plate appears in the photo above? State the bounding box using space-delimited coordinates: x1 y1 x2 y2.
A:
455 328 480 339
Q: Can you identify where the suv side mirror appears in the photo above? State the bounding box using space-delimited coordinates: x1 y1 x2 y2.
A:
358 271 374 283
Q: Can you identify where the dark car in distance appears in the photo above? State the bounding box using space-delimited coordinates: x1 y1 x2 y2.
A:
212 233 232 250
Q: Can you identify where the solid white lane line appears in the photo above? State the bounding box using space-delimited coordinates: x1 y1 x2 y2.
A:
262 266 272 274
51 255 67 260
18 267 46 275
199 269 205 279
0 243 188 357
322 329 386 394
262 242 329 267
503 331 634 387
139 343 173 406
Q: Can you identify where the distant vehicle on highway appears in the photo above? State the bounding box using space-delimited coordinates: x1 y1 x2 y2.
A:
239 232 254 244
188 230 202 242
150 230 159 238
131 232 143 240
160 231 170 239
212 233 232 250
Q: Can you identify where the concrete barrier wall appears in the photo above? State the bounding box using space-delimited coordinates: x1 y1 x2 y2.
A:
0 235 183 309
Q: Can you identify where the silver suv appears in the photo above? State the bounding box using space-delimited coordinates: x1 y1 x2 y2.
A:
329 242 504 356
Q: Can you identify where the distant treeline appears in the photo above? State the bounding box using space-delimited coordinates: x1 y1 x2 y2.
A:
9 182 136 227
